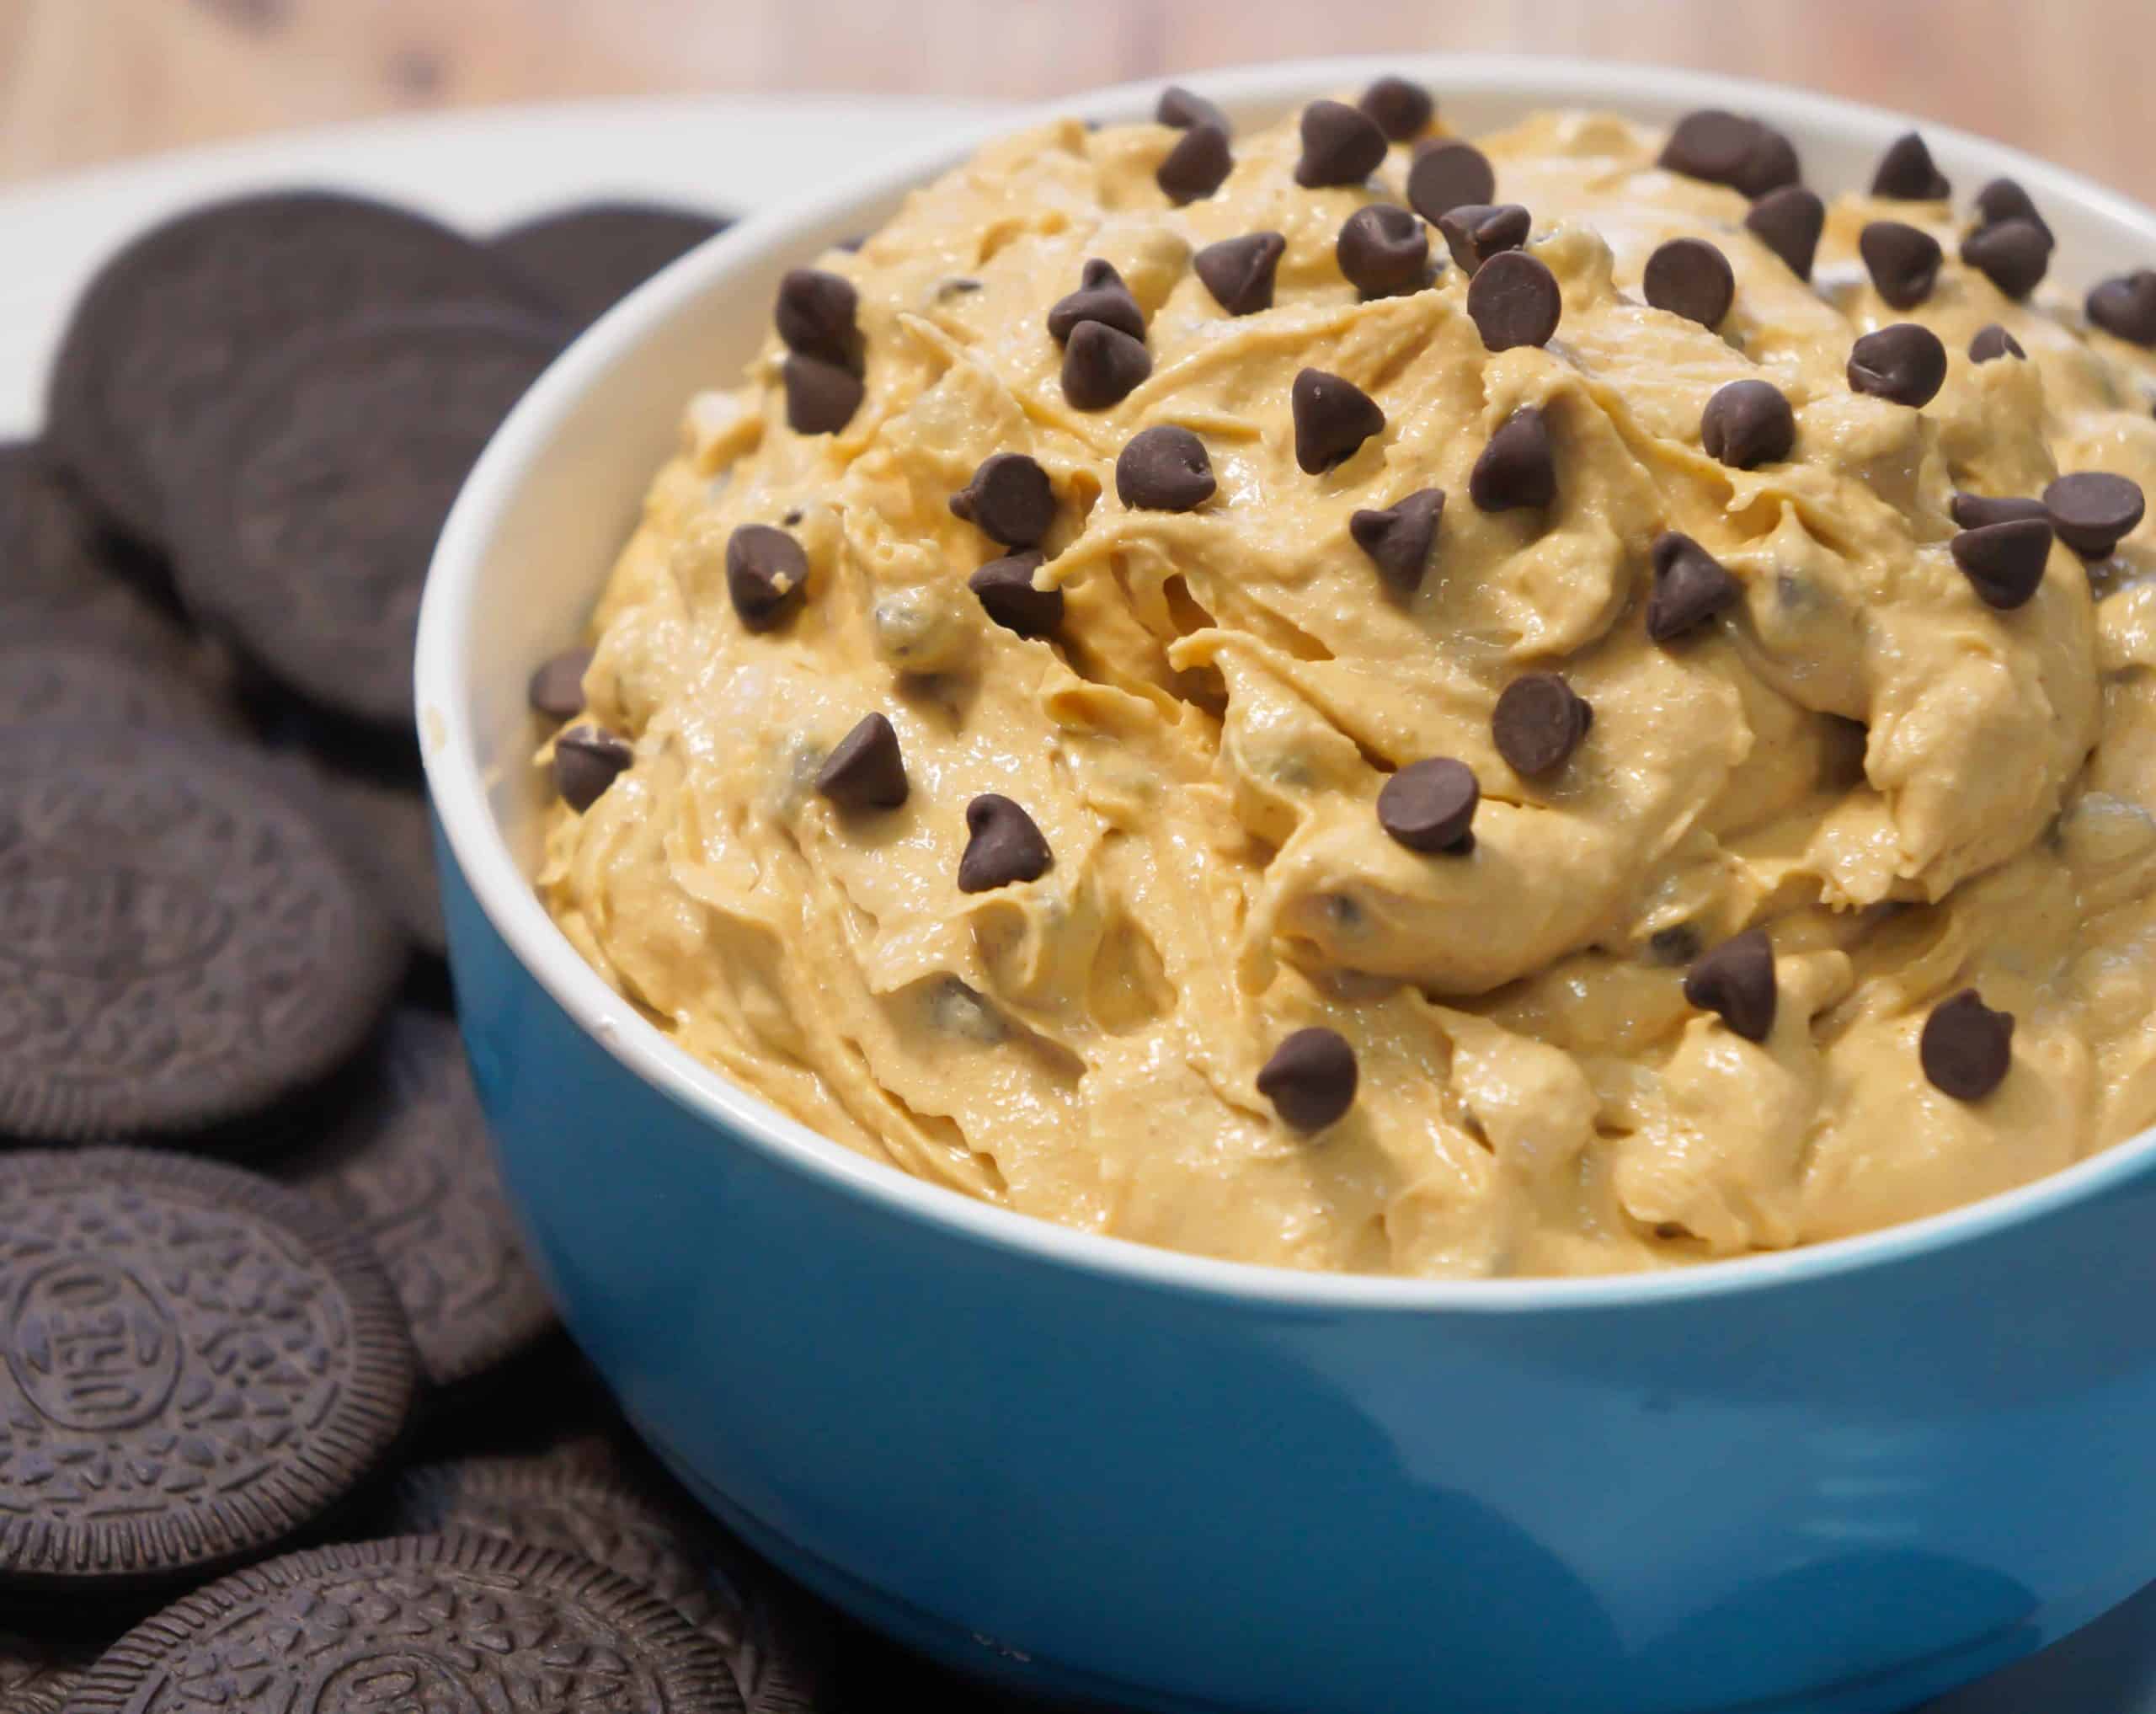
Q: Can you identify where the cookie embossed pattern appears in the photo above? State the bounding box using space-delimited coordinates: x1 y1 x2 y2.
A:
69 1537 737 1714
0 731 404 1143
0 147 818 1714
0 1151 417 1593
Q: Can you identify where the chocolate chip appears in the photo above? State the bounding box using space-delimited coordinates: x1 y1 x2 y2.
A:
1437 202 1531 275
1157 85 1229 134
950 452 1054 548
1116 425 1214 511
1648 924 1703 965
969 550 1064 638
1700 378 1795 468
1295 99 1388 189
1406 139 1497 222
1492 671 1593 777
1743 185 1825 281
527 646 591 720
1641 237 1735 328
1683 927 1776 1042
1336 205 1431 299
726 522 808 629
1951 492 2048 530
775 268 862 370
1657 110 1801 197
1920 988 2014 1100
554 724 632 812
1469 406 1556 512
1951 518 2053 610
1647 531 1741 643
1378 756 1479 853
1043 257 1146 344
1973 178 2052 247
1291 368 1385 473
1961 219 2050 300
1195 232 1285 315
1257 1027 1358 1132
782 353 864 434
1047 259 1146 344
1158 123 1233 205
1859 221 1943 310
1466 248 1561 351
2088 270 2156 346
2043 471 2147 559
958 793 1052 892
1349 489 1444 591
1870 131 1951 200
1061 320 1152 410
1847 323 1948 408
815 713 908 810
1968 323 2026 363
1358 76 1433 141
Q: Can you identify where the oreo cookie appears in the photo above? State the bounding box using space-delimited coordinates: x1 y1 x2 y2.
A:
0 1149 418 1594
0 1632 98 1714
46 190 545 547
270 747 447 961
0 726 403 1142
173 311 569 729
385 1459 827 1714
0 629 236 736
70 1535 739 1713
394 1336 654 1482
338 772 446 958
494 200 733 331
0 443 195 665
250 701 446 960
278 1010 554 1393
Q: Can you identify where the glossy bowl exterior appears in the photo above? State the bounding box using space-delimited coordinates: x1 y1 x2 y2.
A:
420 56 2156 1714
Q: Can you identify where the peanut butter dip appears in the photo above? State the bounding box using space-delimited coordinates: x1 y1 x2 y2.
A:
538 87 2156 1277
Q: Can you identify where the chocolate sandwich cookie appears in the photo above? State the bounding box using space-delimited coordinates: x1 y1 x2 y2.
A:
0 726 403 1143
1 1632 98 1714
493 200 734 332
173 311 570 729
258 739 441 962
0 628 236 735
387 1459 829 1714
69 1535 739 1713
0 443 195 666
278 1010 552 1394
399 1338 650 1483
251 702 446 959
0 1149 418 1594
318 769 446 959
46 190 547 547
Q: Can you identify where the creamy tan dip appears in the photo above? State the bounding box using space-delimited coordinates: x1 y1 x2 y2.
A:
538 88 2156 1277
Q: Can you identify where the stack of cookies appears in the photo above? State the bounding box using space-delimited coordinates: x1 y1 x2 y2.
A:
0 190 969 1712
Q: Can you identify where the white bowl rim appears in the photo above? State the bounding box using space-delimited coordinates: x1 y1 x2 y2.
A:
419 51 2156 1315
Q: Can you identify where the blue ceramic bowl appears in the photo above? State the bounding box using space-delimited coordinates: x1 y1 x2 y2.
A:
417 56 2156 1714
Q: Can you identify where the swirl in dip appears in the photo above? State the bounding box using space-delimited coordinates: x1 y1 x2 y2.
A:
537 84 2156 1277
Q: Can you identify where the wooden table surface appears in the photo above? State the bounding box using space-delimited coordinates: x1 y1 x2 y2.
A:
2 0 2150 205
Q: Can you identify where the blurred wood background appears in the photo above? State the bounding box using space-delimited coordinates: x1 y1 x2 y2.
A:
1 0 2151 201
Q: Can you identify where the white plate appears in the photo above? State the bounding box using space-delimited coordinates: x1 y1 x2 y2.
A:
6 89 2148 1713
0 93 1003 436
